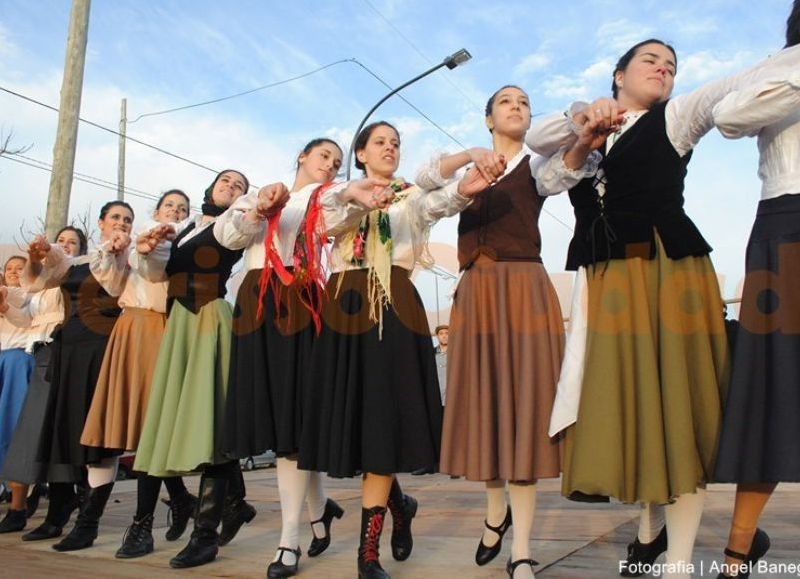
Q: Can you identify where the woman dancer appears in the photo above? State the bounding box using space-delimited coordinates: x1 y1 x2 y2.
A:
712 4 800 577
23 203 133 552
133 169 270 568
1 228 85 542
78 190 199 558
299 121 491 579
219 138 346 577
416 85 596 578
527 38 800 579
0 256 36 533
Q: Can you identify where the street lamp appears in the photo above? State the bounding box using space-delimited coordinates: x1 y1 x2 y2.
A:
345 48 472 179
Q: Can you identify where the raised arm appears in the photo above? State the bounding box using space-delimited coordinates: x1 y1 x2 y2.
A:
714 74 800 139
22 237 71 292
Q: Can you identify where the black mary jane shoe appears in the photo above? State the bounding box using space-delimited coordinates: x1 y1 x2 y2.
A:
716 528 770 579
266 546 301 578
475 505 512 566
308 498 344 557
620 526 668 577
506 557 538 577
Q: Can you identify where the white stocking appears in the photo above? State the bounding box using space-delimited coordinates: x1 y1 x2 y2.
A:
272 457 310 566
663 490 706 579
306 470 327 537
482 479 508 546
508 482 537 579
638 502 666 543
87 457 119 488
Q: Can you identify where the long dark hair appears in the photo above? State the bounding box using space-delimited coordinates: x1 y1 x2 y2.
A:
612 38 677 98
55 225 88 256
787 0 800 47
353 121 399 172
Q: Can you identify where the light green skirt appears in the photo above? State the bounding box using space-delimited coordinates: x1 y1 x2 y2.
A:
562 237 730 504
133 299 232 477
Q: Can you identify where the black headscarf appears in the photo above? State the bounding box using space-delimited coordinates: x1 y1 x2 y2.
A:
202 169 250 217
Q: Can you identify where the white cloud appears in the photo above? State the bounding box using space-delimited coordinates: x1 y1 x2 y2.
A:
540 58 613 100
514 53 551 77
675 50 758 88
0 23 17 60
596 19 656 54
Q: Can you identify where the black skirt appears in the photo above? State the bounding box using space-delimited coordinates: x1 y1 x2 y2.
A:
715 194 800 483
298 267 442 478
224 269 316 458
0 345 82 483
37 263 121 467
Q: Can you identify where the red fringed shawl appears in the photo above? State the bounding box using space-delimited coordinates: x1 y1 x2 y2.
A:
255 182 333 335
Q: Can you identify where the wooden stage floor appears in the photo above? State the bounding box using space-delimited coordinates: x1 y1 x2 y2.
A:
1 471 797 577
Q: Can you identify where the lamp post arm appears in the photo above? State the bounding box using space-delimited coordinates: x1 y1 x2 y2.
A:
345 60 448 179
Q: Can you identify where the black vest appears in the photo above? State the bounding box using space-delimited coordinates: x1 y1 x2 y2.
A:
165 222 244 314
565 100 712 271
458 157 544 271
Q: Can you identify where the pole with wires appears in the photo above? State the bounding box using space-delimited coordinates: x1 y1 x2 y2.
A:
45 0 91 238
117 97 126 200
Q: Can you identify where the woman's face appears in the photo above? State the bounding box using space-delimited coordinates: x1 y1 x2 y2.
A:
486 87 531 138
298 143 343 184
97 205 134 241
3 258 25 287
155 193 190 224
356 125 400 179
211 171 248 208
616 43 676 107
56 230 82 256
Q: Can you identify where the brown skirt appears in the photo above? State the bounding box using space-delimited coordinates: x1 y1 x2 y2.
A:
81 308 166 452
440 257 564 481
562 238 729 504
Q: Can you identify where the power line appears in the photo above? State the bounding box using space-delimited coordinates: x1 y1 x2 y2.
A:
0 85 220 175
361 0 483 111
1 153 201 211
129 59 355 123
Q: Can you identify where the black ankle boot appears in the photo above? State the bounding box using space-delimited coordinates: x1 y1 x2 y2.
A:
22 483 78 542
0 509 26 533
115 513 155 559
387 480 417 562
620 526 668 577
219 470 255 546
169 475 227 569
26 483 47 518
162 492 198 541
308 498 344 557
52 483 113 552
358 506 390 579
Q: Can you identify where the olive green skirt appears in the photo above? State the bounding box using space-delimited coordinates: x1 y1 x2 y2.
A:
133 299 232 477
562 238 729 504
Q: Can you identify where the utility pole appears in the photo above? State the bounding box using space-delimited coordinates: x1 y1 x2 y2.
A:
44 0 91 239
117 97 126 200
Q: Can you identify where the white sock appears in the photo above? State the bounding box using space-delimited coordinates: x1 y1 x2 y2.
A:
663 489 706 579
306 470 327 538
87 457 119 488
272 457 310 565
638 502 666 543
509 482 537 579
482 479 508 546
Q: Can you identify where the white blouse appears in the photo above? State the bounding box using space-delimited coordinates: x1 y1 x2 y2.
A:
714 73 800 199
215 182 333 272
327 180 472 273
1 287 64 353
527 42 800 195
91 220 171 313
0 303 32 351
22 245 91 293
414 145 600 197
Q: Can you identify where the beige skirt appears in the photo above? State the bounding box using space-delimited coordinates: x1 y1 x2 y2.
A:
562 237 729 504
440 257 564 482
80 308 166 452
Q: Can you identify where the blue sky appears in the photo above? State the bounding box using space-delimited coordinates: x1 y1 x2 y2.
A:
0 0 794 311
